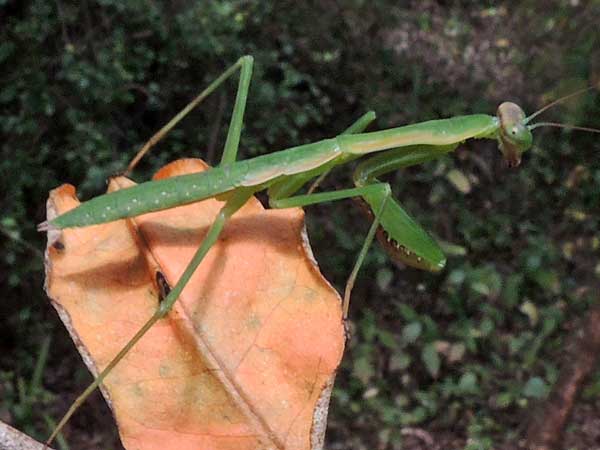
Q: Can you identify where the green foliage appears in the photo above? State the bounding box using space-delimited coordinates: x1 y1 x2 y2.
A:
2 1 600 449
0 336 67 446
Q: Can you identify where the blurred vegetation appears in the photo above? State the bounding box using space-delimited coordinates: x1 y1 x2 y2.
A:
1 1 599 449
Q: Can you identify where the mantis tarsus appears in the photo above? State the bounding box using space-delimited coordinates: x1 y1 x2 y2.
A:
40 55 599 446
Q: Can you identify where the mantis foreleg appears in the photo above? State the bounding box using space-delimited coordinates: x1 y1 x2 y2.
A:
353 144 459 271
353 143 457 185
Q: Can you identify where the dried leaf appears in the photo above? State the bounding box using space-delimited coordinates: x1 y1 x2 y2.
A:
44 159 345 450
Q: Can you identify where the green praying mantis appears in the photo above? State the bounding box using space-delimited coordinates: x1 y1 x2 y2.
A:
39 55 600 447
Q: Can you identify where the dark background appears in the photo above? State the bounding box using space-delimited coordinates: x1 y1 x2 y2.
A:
1 1 600 449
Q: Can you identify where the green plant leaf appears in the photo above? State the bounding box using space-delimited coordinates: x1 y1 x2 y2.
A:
422 343 441 378
522 377 550 398
402 322 422 344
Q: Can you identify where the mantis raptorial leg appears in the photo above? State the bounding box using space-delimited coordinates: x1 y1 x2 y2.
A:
40 56 600 447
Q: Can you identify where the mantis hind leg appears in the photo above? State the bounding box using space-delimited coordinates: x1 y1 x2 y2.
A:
125 55 254 175
45 188 254 448
342 185 390 319
219 55 253 165
268 182 392 320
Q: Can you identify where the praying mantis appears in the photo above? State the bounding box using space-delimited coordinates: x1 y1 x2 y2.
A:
39 55 600 447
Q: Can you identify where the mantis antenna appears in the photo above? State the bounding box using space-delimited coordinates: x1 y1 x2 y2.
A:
528 122 600 133
523 84 600 135
525 85 598 124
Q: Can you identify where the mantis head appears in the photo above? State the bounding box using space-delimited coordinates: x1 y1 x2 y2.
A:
498 85 600 168
497 102 532 168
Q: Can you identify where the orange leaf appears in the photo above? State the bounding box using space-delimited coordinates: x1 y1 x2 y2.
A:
44 159 345 450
